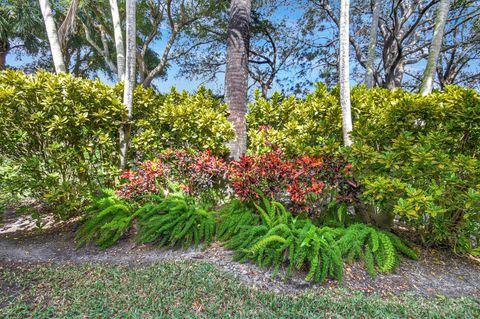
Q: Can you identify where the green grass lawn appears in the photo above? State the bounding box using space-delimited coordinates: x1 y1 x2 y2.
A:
1 261 479 319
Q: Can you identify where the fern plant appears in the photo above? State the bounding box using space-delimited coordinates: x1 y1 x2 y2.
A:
337 224 418 276
137 194 216 249
226 195 293 263
226 196 345 282
217 200 260 241
254 195 291 227
75 189 138 249
225 196 417 283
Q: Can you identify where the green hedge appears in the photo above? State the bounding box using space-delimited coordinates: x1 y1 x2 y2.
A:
0 70 124 216
129 86 234 159
0 70 233 216
248 85 480 253
247 84 343 156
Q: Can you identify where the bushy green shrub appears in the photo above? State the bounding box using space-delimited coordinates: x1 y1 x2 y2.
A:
0 70 124 217
0 71 234 216
130 86 235 158
248 85 480 253
75 189 138 249
247 84 342 156
349 86 480 252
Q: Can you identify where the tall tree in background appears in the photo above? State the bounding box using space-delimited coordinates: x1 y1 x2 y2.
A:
420 0 451 95
225 0 251 159
309 0 480 91
39 0 66 73
109 0 125 81
119 0 136 169
364 0 381 88
339 0 352 146
0 1 45 70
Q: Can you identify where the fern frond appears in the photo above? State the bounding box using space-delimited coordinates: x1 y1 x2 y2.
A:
75 190 137 249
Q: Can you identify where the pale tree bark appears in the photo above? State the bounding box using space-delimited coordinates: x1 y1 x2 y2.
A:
39 0 66 73
339 0 353 147
420 0 451 95
57 0 79 48
119 0 136 169
109 0 126 81
365 0 381 88
82 22 118 75
225 0 251 160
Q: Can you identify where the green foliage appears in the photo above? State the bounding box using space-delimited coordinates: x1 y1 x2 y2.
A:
129 86 235 158
0 70 124 217
254 195 291 227
247 84 342 156
0 71 234 217
76 192 416 282
137 194 216 248
75 190 138 249
337 224 417 276
226 198 417 283
248 84 480 253
349 86 480 252
217 200 260 241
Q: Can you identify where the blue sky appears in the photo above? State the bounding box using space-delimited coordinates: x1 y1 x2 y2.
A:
5 3 312 95
5 2 427 95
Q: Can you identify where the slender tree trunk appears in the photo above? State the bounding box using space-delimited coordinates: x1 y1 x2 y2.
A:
38 0 66 73
0 40 8 70
420 0 451 95
119 0 136 169
261 84 269 99
224 0 251 160
109 0 126 81
365 0 381 88
0 51 6 70
339 0 353 146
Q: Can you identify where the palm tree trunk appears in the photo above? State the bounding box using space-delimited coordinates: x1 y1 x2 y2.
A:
119 0 136 169
365 0 381 88
0 40 8 70
109 0 126 81
0 51 6 70
224 0 251 160
339 0 353 146
419 0 451 96
38 0 66 73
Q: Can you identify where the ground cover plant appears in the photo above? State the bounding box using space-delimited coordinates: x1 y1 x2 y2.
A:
225 196 417 282
74 189 138 249
136 193 216 248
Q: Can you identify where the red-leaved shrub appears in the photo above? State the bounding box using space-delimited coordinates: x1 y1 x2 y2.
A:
228 151 357 216
117 150 228 202
116 159 167 199
161 150 228 199
116 150 357 215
